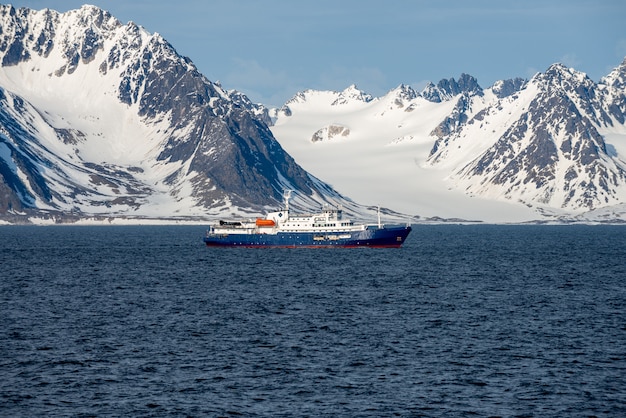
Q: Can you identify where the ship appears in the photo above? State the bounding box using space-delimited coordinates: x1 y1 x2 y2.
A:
203 191 412 248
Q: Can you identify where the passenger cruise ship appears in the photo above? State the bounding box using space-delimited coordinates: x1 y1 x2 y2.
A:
203 192 412 248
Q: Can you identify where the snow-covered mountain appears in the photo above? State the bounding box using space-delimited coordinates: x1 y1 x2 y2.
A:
269 61 626 223
0 4 354 224
2 4 626 224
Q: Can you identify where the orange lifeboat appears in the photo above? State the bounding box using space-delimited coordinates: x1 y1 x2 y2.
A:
255 218 275 227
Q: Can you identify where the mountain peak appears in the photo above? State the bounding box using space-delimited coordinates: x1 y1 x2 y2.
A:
53 4 121 31
391 83 419 101
539 62 589 85
544 62 573 77
491 77 527 98
421 73 482 102
333 84 373 105
270 56 626 221
601 57 626 89
0 4 346 221
79 4 105 12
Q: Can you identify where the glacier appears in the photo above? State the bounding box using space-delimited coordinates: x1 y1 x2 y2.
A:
269 63 626 223
1 4 626 224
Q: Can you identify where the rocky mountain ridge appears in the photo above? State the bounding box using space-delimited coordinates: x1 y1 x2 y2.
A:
0 4 352 224
267 59 626 222
2 4 625 223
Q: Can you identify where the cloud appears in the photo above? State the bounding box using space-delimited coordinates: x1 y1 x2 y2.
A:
559 53 581 69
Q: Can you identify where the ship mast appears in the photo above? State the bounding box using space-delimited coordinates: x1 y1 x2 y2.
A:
284 190 293 213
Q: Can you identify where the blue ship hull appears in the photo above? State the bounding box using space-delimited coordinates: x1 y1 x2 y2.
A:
203 225 412 248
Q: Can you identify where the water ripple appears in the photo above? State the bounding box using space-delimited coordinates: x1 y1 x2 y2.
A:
1 225 625 416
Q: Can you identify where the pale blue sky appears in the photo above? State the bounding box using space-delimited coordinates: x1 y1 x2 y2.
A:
7 0 626 106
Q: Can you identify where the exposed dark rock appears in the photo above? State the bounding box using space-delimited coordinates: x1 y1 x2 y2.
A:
0 4 343 221
492 78 527 98
422 73 483 102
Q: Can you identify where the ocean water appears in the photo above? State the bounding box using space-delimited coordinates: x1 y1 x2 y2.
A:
1 224 625 417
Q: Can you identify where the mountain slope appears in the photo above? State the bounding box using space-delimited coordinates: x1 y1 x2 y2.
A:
3 5 626 224
0 4 349 223
270 62 626 222
434 64 626 212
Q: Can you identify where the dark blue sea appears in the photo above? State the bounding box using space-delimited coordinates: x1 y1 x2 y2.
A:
1 224 625 417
